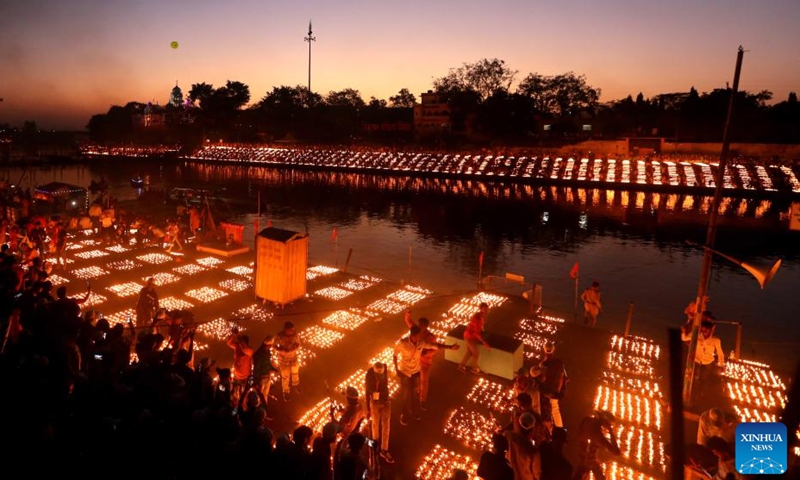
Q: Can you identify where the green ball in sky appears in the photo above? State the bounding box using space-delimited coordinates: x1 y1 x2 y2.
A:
170 41 179 49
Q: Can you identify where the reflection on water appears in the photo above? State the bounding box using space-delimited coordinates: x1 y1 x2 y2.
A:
3 161 799 372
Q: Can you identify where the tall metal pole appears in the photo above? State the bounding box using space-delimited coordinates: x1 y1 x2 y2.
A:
304 21 315 93
683 46 744 406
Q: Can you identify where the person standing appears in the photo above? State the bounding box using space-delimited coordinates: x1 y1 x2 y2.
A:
365 361 395 464
403 310 440 411
275 321 302 402
135 277 159 330
253 335 277 408
226 329 255 403
580 281 602 327
682 320 725 408
504 412 539 480
394 325 459 425
477 433 514 480
540 342 567 428
458 302 490 374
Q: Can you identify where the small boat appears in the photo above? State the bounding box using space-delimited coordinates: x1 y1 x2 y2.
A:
131 176 144 188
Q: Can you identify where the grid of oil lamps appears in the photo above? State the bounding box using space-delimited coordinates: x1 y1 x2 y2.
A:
72 266 110 279
443 406 498 452
193 146 800 193
518 315 565 336
173 263 205 276
321 309 372 331
226 265 254 277
606 351 656 378
306 265 339 281
587 462 659 480
46 274 69 285
365 298 407 315
415 444 478 480
234 303 274 323
145 272 181 286
446 292 507 319
613 424 666 473
107 281 143 298
386 288 427 306
104 245 130 253
107 260 142 271
136 253 174 265
69 291 107 308
218 278 251 293
593 385 663 431
196 256 225 268
159 296 195 311
336 277 377 292
196 317 245 341
723 359 786 390
601 371 662 399
301 325 346 349
298 398 345 434
610 335 660 360
313 286 354 301
466 377 515 413
74 249 111 259
105 308 136 327
184 286 228 303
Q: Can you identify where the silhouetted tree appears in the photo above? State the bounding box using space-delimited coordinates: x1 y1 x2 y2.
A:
517 72 600 117
389 88 416 108
433 58 516 101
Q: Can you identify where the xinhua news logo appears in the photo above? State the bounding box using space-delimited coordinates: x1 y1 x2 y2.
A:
735 422 787 475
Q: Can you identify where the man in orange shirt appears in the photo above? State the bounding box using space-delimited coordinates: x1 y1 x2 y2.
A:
458 302 490 374
226 329 255 404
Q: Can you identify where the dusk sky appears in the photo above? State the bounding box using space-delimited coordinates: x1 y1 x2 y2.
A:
1 0 798 130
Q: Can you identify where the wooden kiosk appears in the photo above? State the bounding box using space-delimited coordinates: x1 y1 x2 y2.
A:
255 227 308 308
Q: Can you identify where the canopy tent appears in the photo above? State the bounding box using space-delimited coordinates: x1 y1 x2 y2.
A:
33 182 89 213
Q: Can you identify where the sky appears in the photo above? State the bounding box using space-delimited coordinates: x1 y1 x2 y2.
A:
1 0 799 130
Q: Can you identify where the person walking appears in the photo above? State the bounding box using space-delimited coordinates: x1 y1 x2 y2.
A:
275 321 302 402
393 325 459 425
458 302 490 374
580 281 602 327
540 342 567 428
365 361 395 464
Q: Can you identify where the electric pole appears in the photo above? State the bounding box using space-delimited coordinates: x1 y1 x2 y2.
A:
683 46 745 406
304 21 316 93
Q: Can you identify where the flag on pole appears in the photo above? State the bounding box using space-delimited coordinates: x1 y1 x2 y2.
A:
330 228 338 242
479 251 484 268
267 219 273 228
570 262 579 279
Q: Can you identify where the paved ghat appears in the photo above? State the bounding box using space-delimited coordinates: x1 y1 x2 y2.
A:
49 232 794 479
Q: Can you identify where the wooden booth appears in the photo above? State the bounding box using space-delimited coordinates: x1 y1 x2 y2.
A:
255 227 308 307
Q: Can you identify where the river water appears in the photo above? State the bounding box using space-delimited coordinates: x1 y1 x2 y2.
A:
4 159 799 372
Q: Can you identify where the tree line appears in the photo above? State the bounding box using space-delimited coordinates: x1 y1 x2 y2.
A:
81 58 800 148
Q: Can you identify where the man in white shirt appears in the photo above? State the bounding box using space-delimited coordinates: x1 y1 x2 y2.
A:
393 325 459 425
683 320 725 408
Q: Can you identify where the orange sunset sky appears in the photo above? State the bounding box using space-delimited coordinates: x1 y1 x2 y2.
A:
1 0 798 130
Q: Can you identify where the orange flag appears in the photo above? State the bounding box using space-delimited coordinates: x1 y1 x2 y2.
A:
479 251 484 268
330 228 338 242
570 262 579 279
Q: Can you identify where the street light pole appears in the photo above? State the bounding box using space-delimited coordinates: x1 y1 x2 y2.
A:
683 46 745 406
304 21 316 93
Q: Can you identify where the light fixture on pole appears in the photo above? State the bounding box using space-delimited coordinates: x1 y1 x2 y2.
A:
686 241 782 290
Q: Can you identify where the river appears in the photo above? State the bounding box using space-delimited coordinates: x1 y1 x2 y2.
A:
4 159 799 373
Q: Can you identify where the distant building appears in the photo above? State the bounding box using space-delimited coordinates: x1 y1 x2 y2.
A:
413 90 452 140
169 82 184 108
